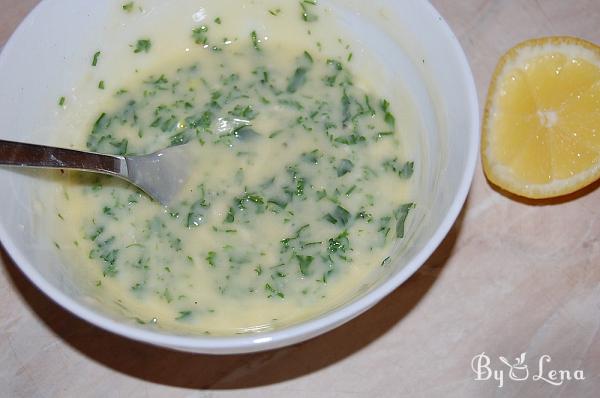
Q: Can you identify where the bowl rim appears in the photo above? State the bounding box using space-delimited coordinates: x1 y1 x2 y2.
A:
0 0 479 354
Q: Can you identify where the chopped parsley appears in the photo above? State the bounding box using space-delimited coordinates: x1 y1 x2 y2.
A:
325 205 351 226
133 39 152 53
300 0 318 22
394 203 415 238
92 51 101 66
122 2 134 12
206 251 217 267
251 31 261 51
296 255 314 276
265 283 285 299
192 25 209 46
381 99 396 127
287 67 309 93
383 158 414 179
176 310 192 321
336 159 354 177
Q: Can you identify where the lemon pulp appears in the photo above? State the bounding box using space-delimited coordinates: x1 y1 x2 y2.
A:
482 37 600 198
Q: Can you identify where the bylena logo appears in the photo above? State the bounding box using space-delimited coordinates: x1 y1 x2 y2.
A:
471 352 585 388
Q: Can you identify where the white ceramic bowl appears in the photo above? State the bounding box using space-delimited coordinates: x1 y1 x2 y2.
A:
0 0 478 354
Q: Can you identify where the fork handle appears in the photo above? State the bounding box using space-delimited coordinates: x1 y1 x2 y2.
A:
0 139 127 177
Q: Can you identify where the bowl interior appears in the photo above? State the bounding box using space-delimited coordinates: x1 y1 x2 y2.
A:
0 0 478 353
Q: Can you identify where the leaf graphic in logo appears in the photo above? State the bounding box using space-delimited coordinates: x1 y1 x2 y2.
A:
500 353 529 381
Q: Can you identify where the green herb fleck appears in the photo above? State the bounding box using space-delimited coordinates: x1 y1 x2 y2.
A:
192 25 209 45
327 58 343 71
336 159 354 177
345 185 357 196
302 149 320 164
92 51 101 66
328 230 350 257
225 207 235 223
236 192 265 211
296 255 314 276
176 310 192 320
381 99 396 127
206 251 217 267
378 216 392 239
287 67 309 93
383 158 414 179
102 258 118 277
58 96 66 106
187 197 209 228
376 131 394 140
230 105 258 120
98 80 105 90
300 0 318 22
169 237 182 252
265 283 284 299
356 207 372 221
281 224 310 251
86 226 104 241
334 133 366 145
304 50 314 63
122 2 134 12
162 288 173 303
324 205 351 226
365 95 376 116
251 30 261 51
133 39 151 53
394 203 415 238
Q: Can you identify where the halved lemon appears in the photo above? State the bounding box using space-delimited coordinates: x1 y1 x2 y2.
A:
482 37 600 198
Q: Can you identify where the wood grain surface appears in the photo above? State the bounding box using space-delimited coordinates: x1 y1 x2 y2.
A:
2 1 600 397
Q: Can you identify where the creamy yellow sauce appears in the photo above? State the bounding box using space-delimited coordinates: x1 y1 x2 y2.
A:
51 0 417 335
